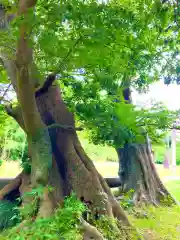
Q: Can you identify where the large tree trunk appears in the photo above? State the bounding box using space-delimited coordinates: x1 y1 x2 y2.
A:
36 85 132 222
0 85 143 239
116 143 176 205
115 87 177 206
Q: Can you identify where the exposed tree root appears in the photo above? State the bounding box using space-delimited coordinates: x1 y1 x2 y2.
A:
0 173 22 200
73 134 132 225
80 217 104 240
37 187 54 218
104 177 121 188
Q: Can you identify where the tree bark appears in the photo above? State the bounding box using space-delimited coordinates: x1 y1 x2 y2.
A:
1 84 143 239
115 87 177 206
116 143 176 205
0 173 22 200
35 85 132 223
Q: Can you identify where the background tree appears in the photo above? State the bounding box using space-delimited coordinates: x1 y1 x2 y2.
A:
56 0 179 205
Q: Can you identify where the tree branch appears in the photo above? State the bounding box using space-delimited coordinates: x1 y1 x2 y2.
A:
54 36 82 75
35 36 83 96
137 123 180 130
0 83 11 103
4 103 25 129
35 74 56 98
47 123 83 131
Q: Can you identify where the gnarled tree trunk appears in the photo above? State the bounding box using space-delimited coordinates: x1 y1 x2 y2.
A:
1 84 142 239
116 143 176 205
115 86 177 206
36 85 132 224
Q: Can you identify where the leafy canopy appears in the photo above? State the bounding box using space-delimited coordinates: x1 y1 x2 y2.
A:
0 0 179 147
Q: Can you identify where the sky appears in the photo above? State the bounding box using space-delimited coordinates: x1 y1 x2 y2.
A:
2 79 180 111
132 81 180 111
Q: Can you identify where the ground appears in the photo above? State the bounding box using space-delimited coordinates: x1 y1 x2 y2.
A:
95 162 180 240
131 203 180 240
0 136 180 240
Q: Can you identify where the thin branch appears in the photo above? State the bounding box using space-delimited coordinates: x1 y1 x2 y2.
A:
0 83 11 103
0 44 16 52
47 123 83 131
54 36 82 75
36 36 83 96
4 103 25 129
137 123 180 130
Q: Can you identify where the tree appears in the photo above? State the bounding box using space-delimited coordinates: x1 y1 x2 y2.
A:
0 1 142 239
68 75 178 205
0 0 178 237
115 0 180 205
115 90 177 205
57 0 179 205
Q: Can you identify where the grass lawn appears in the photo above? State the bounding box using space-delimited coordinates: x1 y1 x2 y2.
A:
130 180 180 240
131 205 180 240
1 160 180 180
0 161 21 178
166 180 180 201
1 133 180 179
153 142 180 165
130 181 180 240
94 160 180 240
93 161 180 180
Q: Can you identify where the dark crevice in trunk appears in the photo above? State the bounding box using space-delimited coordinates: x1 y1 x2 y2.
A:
43 112 67 181
35 105 69 197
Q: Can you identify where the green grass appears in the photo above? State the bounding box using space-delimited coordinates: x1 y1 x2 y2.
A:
153 144 166 164
131 205 180 240
153 142 180 165
80 132 180 166
166 180 180 201
1 133 180 178
129 180 180 240
79 133 118 162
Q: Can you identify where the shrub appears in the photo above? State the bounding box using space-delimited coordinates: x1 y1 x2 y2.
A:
0 193 85 240
0 200 20 231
